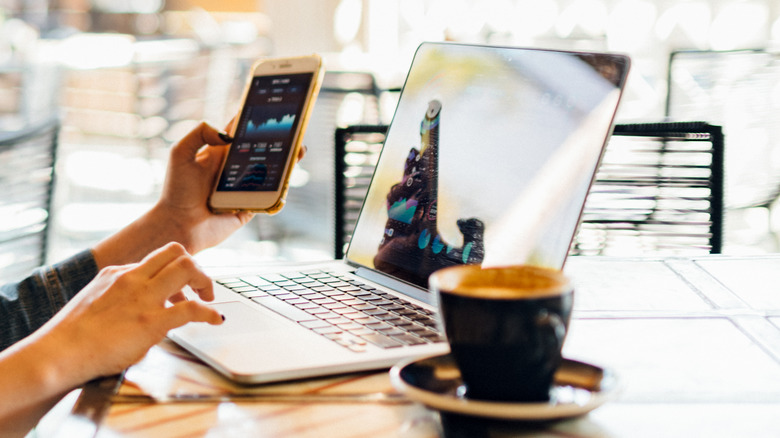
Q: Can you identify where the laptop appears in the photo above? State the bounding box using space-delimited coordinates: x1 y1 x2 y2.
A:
169 42 630 384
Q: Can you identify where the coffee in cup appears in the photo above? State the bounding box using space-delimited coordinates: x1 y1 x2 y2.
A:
429 264 573 402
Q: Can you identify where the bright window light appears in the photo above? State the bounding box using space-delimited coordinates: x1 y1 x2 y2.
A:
710 1 768 50
334 0 363 45
607 0 657 52
655 2 711 49
57 33 134 69
555 0 608 38
512 0 559 39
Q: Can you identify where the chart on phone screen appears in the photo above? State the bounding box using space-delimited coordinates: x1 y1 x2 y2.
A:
216 72 313 192
244 107 296 137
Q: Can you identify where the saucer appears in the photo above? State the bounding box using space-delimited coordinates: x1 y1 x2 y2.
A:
389 354 618 421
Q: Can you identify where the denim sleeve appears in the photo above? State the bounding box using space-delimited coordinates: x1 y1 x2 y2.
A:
0 250 98 351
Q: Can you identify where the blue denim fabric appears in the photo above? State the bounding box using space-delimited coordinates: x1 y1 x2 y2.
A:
0 250 98 351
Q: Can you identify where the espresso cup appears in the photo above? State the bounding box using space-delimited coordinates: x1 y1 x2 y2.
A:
429 264 573 402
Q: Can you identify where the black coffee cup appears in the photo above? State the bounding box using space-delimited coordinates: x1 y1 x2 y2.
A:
430 264 573 402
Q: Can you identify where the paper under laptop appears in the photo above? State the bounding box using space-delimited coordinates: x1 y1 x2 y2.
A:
169 42 630 384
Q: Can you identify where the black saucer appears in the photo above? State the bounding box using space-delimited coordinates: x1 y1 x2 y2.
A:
389 354 618 421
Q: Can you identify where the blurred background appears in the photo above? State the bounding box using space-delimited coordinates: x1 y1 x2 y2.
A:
3 0 780 275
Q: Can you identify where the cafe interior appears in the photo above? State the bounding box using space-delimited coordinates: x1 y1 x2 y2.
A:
3 0 780 437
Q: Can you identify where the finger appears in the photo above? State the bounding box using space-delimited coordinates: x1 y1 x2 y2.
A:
190 280 216 302
231 210 255 226
296 145 307 163
223 116 237 136
165 301 224 329
172 121 231 162
149 252 213 302
133 242 189 279
168 291 188 303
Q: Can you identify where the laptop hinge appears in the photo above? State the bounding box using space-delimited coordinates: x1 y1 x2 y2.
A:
353 267 436 307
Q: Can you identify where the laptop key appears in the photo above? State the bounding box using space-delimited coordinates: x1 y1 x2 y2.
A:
351 303 375 311
299 292 325 300
360 333 403 349
377 327 405 336
239 290 269 299
348 327 374 336
392 333 427 346
281 272 307 280
365 322 392 331
330 294 353 301
415 328 442 338
347 290 372 298
216 278 242 285
323 302 347 310
314 326 343 335
319 290 342 297
294 302 319 310
300 320 332 329
327 317 352 325
251 296 317 322
274 293 298 300
394 308 418 317
260 273 287 283
274 280 298 287
417 317 438 327
239 276 273 287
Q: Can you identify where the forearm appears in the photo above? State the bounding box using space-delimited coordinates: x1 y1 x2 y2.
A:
0 333 78 436
91 203 192 269
92 202 252 271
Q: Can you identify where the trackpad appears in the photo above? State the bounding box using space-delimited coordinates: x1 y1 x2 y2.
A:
170 301 339 379
206 301 289 335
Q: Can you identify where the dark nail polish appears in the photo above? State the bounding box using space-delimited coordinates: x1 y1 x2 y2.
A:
218 132 233 143
221 314 226 321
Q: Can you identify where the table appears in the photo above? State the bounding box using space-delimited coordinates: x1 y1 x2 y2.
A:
47 255 780 437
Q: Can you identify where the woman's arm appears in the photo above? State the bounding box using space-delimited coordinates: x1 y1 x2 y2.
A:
0 243 222 436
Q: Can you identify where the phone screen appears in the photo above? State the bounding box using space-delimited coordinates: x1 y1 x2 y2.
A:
216 72 314 192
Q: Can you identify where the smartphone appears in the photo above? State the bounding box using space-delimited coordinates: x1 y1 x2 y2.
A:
208 54 324 213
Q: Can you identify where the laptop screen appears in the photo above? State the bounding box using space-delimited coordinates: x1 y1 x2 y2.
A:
346 43 630 288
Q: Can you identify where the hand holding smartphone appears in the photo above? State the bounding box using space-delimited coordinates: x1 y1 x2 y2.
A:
209 54 324 213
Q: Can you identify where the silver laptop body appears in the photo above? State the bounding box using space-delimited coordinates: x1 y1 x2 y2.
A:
169 42 630 384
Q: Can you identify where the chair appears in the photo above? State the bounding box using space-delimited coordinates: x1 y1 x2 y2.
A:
572 122 724 255
334 122 724 259
0 118 59 283
334 125 387 259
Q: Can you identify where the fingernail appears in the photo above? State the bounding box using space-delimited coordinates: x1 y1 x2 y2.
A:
221 314 226 321
218 132 233 143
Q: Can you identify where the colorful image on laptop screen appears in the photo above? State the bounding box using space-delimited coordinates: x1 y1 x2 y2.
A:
347 43 629 287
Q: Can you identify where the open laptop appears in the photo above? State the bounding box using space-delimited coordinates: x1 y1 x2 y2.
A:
169 42 630 384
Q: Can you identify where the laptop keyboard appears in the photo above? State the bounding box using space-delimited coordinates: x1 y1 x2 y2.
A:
216 270 445 352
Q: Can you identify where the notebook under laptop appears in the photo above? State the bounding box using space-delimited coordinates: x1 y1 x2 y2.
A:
168 42 630 384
